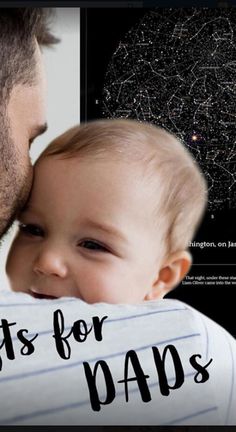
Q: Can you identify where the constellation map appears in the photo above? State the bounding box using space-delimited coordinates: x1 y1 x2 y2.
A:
102 9 236 210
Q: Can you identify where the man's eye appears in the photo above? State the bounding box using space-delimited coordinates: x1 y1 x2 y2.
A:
18 223 44 237
29 138 34 148
79 240 108 252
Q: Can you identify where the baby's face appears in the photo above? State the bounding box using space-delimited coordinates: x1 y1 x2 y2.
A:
6 155 164 303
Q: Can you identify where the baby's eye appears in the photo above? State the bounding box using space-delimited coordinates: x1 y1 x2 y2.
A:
79 240 108 252
18 223 44 237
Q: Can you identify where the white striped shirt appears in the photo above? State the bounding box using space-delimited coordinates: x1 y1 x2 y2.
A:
0 290 235 425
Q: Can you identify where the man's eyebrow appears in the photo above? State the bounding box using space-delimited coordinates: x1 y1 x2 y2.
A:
84 219 127 242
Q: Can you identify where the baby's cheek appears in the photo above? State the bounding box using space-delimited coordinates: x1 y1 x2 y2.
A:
6 254 27 292
78 264 122 303
6 240 34 291
6 242 21 278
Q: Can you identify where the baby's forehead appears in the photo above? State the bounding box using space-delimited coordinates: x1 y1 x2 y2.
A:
36 135 169 208
35 125 182 204
36 149 163 204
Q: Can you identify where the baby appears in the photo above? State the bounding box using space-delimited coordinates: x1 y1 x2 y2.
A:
6 119 206 303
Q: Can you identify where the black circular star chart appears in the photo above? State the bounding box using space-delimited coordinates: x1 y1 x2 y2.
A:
102 8 236 210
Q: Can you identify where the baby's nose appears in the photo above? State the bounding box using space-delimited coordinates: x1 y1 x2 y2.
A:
33 248 68 278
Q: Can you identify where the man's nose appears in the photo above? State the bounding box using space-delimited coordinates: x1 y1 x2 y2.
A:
33 247 68 278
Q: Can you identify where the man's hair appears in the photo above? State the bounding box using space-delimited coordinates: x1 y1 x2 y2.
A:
39 119 207 256
0 8 58 105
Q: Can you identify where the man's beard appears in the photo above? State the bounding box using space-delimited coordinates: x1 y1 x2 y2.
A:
0 112 32 240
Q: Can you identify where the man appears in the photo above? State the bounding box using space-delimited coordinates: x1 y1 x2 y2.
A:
0 9 57 239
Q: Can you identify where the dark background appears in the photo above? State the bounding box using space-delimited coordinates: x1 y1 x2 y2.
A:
80 5 236 337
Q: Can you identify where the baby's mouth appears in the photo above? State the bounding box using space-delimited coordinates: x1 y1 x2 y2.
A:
30 291 58 300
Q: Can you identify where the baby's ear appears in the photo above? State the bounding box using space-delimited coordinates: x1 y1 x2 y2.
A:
144 250 192 300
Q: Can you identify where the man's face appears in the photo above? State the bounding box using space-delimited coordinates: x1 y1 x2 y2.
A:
0 43 47 238
6 155 165 304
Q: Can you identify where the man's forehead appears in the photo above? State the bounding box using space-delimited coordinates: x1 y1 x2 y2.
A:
8 38 46 121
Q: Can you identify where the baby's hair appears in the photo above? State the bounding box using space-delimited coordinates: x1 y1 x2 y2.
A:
38 119 207 256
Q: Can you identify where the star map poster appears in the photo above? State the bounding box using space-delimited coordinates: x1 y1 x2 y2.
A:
81 3 236 338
